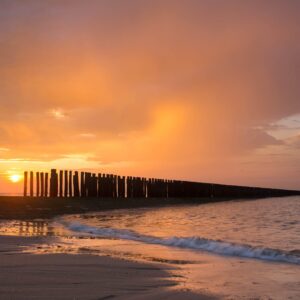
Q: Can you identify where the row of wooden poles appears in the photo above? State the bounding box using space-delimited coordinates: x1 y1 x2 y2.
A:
23 169 172 198
23 169 299 199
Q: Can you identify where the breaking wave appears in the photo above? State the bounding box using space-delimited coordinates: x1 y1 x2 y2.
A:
59 221 300 265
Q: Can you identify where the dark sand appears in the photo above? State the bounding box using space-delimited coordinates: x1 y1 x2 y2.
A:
0 196 223 219
0 236 216 300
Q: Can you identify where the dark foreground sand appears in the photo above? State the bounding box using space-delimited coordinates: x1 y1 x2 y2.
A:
0 236 216 300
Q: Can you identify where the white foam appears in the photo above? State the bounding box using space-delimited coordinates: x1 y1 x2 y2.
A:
60 221 300 265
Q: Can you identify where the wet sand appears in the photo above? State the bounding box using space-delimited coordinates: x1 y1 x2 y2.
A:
0 196 220 220
0 236 216 300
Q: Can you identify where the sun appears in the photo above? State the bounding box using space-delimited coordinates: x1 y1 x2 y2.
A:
9 174 22 183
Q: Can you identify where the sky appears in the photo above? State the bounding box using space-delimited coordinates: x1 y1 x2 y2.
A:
0 0 300 194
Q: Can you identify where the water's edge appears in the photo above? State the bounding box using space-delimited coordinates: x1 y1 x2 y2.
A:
58 220 300 265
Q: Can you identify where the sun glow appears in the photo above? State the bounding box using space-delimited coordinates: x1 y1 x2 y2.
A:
9 174 22 183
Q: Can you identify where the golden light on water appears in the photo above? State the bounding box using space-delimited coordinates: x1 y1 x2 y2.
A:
9 174 22 183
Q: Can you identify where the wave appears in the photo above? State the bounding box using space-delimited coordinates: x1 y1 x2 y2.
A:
59 221 300 265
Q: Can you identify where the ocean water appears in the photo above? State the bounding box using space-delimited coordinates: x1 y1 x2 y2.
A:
56 196 300 264
1 196 300 299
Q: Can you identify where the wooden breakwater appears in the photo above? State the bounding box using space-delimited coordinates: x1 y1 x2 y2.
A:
23 169 300 199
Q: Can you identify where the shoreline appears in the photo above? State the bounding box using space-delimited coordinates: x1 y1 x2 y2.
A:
0 195 290 220
0 235 216 300
1 232 299 300
1 196 300 299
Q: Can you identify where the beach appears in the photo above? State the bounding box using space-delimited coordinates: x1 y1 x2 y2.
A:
0 235 215 300
0 197 299 299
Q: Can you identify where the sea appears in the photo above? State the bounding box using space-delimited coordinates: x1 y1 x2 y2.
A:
1 196 300 299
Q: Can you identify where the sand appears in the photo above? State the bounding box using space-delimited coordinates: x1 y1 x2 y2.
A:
0 236 216 300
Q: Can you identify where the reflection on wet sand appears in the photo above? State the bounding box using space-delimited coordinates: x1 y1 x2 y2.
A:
0 220 66 237
18 221 48 236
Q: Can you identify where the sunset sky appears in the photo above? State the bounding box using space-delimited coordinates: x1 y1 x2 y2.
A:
0 0 300 194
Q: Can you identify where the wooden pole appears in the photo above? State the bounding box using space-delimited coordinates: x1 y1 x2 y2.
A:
45 173 49 197
105 174 110 197
73 171 80 197
117 176 123 198
80 172 85 197
40 172 44 197
23 171 28 197
97 173 102 197
127 177 131 198
59 170 63 197
122 176 126 198
92 174 98 197
147 179 151 198
50 169 58 197
113 175 117 198
36 172 40 197
30 171 34 197
102 174 107 197
108 174 112 197
69 171 72 197
64 170 68 197
85 172 91 197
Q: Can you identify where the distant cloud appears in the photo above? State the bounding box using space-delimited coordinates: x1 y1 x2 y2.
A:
285 134 300 148
265 114 300 140
49 108 68 120
78 133 96 138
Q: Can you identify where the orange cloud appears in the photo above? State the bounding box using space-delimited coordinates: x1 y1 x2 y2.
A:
0 1 299 193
